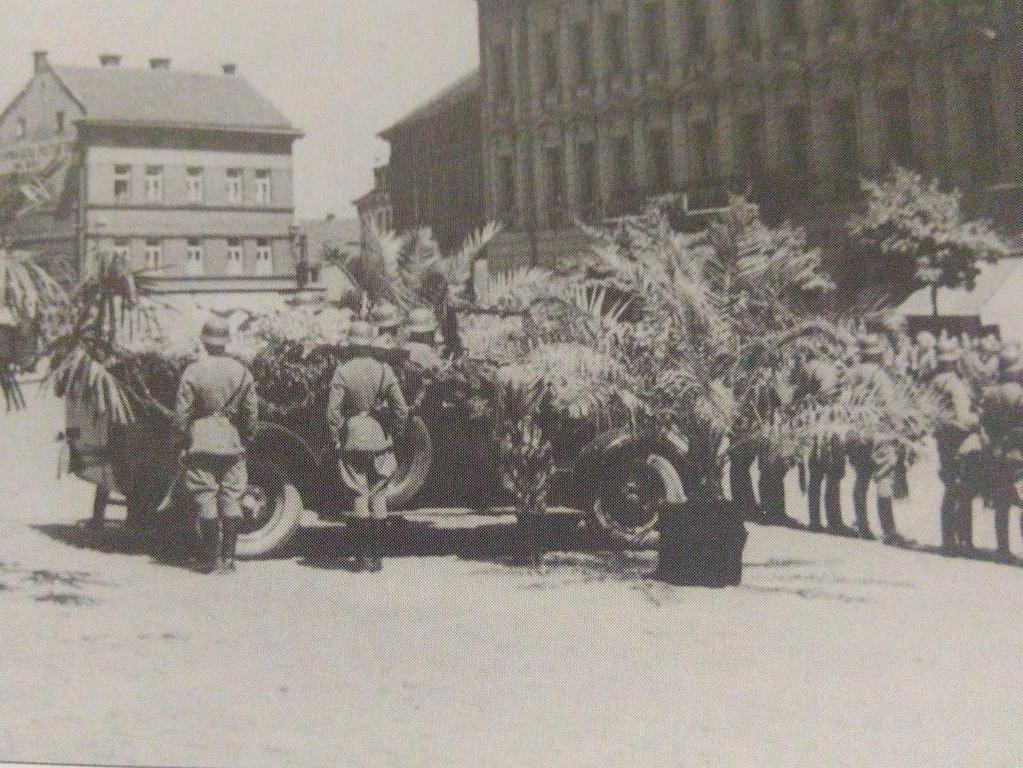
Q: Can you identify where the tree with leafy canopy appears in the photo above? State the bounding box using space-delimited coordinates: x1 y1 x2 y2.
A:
848 167 1011 315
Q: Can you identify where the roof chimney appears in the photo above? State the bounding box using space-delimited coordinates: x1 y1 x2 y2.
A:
222 63 237 75
33 50 48 73
149 57 171 70
99 53 121 68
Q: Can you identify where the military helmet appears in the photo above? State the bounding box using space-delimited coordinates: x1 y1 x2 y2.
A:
348 320 379 349
858 333 886 361
999 341 1022 375
935 335 962 364
915 330 937 349
200 315 231 348
980 334 1002 355
370 301 401 332
408 307 437 336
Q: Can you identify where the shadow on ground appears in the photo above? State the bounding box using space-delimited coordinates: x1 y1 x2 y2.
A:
30 515 1023 584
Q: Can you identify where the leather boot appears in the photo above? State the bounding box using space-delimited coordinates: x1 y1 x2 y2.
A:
852 476 874 540
349 519 367 572
195 519 222 574
878 498 912 547
366 519 383 572
219 518 240 573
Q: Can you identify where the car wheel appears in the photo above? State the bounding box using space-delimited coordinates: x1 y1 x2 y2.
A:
387 415 433 509
592 443 685 545
236 459 303 559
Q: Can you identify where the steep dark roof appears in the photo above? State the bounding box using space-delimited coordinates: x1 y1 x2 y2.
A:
379 69 480 140
53 64 300 134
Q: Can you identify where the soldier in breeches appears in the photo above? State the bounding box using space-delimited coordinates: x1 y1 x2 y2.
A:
927 336 979 554
845 334 912 545
327 320 409 572
794 351 851 534
174 317 258 574
977 344 1023 559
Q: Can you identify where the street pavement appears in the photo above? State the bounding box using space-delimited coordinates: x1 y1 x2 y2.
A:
0 393 1021 768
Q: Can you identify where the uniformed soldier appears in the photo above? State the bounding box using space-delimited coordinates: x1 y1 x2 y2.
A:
794 350 852 535
402 307 445 371
370 301 402 345
912 331 937 382
928 335 979 555
845 333 912 545
173 316 258 574
757 367 796 527
327 320 409 572
965 333 1002 396
420 270 463 360
977 343 1023 559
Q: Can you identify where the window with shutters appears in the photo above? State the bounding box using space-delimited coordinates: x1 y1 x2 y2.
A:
255 239 273 276
226 168 243 203
185 239 204 276
186 168 204 203
111 239 129 264
255 170 272 205
144 166 163 203
226 238 244 276
113 165 131 201
144 240 162 271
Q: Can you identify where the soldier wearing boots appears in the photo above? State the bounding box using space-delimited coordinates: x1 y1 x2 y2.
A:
845 334 912 545
174 316 258 574
928 336 979 555
978 343 1023 560
328 320 409 572
794 351 852 535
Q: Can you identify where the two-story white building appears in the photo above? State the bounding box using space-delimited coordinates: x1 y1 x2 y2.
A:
0 51 316 307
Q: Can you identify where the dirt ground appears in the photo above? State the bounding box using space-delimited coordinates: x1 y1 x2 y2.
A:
1 393 1022 768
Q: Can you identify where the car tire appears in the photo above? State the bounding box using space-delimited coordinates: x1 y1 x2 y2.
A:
387 415 433 509
591 440 686 545
236 459 303 559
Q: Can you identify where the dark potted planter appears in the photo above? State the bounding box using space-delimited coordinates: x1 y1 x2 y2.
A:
654 499 748 587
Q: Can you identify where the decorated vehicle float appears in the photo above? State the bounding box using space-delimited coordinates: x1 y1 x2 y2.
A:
61 301 687 560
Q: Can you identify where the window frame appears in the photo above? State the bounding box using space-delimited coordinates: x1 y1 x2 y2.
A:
254 169 272 205
226 168 243 204
185 239 205 276
144 240 162 271
113 164 132 202
186 167 204 204
144 165 163 203
255 238 273 276
226 238 244 276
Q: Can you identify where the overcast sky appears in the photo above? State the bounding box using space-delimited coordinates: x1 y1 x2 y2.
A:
0 0 480 220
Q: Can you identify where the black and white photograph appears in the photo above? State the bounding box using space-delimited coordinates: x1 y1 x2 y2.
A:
1 1 1022 766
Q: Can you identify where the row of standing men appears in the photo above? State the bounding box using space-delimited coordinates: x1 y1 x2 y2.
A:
733 330 1023 560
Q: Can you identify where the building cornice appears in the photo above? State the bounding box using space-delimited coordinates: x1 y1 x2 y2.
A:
86 204 295 214
74 118 304 138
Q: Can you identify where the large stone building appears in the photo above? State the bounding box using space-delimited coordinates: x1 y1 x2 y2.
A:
377 70 485 250
0 51 312 300
476 0 1023 241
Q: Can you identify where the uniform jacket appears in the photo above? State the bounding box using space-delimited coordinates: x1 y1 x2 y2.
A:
173 355 258 453
327 355 409 453
930 370 977 434
980 383 1023 451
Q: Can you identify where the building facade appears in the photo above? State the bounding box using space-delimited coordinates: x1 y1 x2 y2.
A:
378 70 485 251
353 163 395 247
0 52 309 296
477 0 1023 234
